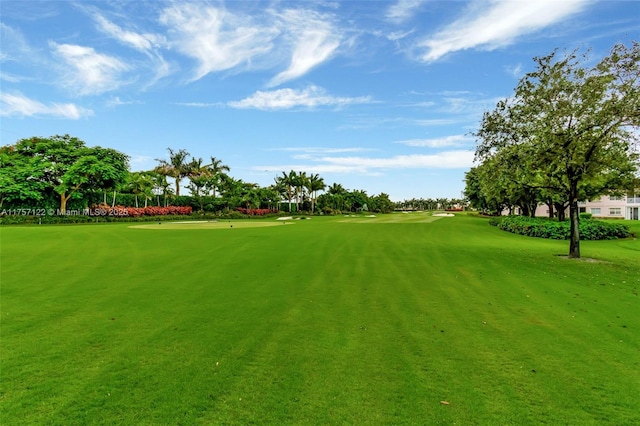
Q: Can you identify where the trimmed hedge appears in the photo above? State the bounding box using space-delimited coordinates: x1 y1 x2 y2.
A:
488 216 630 240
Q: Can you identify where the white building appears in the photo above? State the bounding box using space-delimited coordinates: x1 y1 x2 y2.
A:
579 193 640 220
529 193 640 220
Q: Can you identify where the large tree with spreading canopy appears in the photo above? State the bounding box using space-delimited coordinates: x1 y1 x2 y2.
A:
473 42 640 258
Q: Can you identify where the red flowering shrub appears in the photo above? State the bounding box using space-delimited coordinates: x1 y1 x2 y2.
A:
234 208 276 216
91 204 192 217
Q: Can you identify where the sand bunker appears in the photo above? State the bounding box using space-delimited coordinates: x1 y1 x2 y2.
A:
130 221 292 230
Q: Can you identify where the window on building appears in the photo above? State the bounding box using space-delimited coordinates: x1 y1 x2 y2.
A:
609 195 623 201
579 207 586 213
590 208 601 215
609 208 621 216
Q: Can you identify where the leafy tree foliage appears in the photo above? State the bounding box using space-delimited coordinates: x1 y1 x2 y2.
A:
4 135 129 213
471 43 639 258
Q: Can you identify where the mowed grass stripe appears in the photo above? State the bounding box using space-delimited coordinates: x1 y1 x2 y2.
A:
1 215 639 424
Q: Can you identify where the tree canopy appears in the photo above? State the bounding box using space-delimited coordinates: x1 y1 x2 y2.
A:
3 135 129 213
469 42 640 258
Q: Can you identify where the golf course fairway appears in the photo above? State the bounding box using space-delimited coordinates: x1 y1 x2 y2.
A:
1 213 638 424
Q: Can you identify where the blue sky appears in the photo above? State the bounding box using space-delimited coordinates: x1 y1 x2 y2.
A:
1 1 638 201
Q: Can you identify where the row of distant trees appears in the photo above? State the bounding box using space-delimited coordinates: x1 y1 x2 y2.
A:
1 137 410 215
463 42 639 258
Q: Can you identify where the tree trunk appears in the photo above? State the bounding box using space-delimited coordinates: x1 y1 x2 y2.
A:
547 200 554 219
112 190 117 208
59 193 69 214
568 183 581 258
554 201 567 222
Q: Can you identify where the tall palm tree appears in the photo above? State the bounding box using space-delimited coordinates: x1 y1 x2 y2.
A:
293 171 308 212
208 156 230 198
276 171 296 212
155 148 191 196
186 157 210 197
270 179 288 212
306 173 325 213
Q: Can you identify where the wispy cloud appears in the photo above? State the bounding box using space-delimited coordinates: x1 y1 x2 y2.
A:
90 12 171 86
394 135 473 148
268 9 341 87
273 147 375 154
159 3 278 82
49 42 130 95
0 92 93 119
0 23 32 62
505 63 523 78
416 0 590 62
257 150 474 175
105 96 143 108
176 102 225 108
319 151 474 170
228 85 372 110
386 0 426 24
92 13 164 52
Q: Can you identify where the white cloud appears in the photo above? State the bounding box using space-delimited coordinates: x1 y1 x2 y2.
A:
257 150 474 175
394 135 473 147
0 92 93 119
319 150 474 170
106 96 143 108
268 9 341 87
90 12 171 87
386 0 426 24
49 42 130 95
416 0 589 62
159 3 278 82
387 29 416 45
275 147 375 154
228 85 372 110
93 14 163 52
505 63 523 78
0 23 31 62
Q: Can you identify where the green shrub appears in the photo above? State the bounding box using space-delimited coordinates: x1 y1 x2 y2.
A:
487 216 503 227
579 212 593 220
492 216 630 240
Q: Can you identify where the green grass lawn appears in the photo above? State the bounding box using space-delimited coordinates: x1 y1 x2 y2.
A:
1 213 639 425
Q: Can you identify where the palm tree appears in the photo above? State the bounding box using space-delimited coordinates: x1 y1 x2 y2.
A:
186 157 210 197
328 182 345 195
276 171 296 212
270 179 288 212
328 182 347 211
293 171 308 212
306 173 325 213
128 172 154 208
155 148 191 196
208 156 230 198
